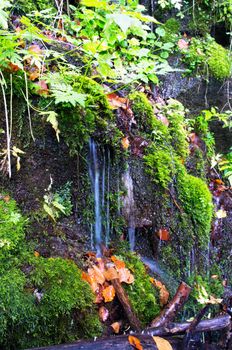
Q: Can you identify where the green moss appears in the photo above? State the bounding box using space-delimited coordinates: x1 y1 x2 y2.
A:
119 252 160 326
176 166 213 248
58 76 120 153
144 144 176 188
207 42 231 80
129 91 169 139
0 195 102 348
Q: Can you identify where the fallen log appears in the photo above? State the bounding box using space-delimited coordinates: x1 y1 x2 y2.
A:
146 314 231 336
150 281 191 328
27 315 231 350
111 278 142 332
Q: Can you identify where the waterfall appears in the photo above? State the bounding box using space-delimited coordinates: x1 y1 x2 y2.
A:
122 165 136 250
88 139 111 255
88 139 102 256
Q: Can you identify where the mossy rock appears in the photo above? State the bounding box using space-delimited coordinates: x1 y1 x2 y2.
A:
129 91 169 139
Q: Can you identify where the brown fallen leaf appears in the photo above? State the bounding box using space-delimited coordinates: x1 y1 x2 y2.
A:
128 335 143 350
102 285 116 302
150 278 169 306
118 267 134 284
156 228 170 241
153 336 173 350
88 265 105 285
98 306 109 322
3 195 10 202
81 271 98 293
111 321 120 334
34 251 40 258
104 267 118 281
107 93 128 109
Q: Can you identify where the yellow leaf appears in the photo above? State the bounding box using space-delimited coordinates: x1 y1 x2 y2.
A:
152 336 173 350
111 321 120 334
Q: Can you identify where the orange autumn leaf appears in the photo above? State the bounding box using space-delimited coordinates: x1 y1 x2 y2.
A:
98 306 109 322
128 335 143 350
104 267 118 281
107 93 128 109
29 71 40 81
152 336 173 350
111 256 126 269
3 195 10 202
150 278 169 306
8 62 20 72
34 251 40 257
88 265 105 285
118 267 134 284
28 44 42 55
157 228 170 241
81 271 98 293
121 137 130 150
102 285 116 302
111 321 120 334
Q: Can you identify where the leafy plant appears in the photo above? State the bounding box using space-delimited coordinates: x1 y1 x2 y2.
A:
43 181 73 221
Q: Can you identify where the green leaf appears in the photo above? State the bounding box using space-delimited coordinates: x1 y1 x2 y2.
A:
40 111 60 142
51 84 86 107
52 200 66 214
43 203 56 222
107 14 139 34
80 0 108 8
155 27 166 37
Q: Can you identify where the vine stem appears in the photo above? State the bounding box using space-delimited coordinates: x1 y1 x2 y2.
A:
24 71 35 141
0 71 11 178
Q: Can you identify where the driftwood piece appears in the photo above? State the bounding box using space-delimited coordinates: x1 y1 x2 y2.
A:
111 278 142 332
150 282 191 328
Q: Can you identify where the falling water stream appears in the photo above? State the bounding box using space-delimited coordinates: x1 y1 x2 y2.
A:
88 139 111 255
122 165 136 251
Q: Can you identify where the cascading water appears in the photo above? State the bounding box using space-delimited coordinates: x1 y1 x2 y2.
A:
122 165 136 250
88 139 102 256
88 139 111 255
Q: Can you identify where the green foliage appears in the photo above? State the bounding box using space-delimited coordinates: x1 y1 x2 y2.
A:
0 195 101 348
176 166 213 248
0 195 26 260
14 0 56 14
119 252 160 326
183 36 231 80
43 181 73 221
57 75 120 152
184 274 224 318
0 0 11 29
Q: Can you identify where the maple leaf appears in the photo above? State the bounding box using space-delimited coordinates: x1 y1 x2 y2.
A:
102 285 116 302
128 335 143 350
153 336 173 350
